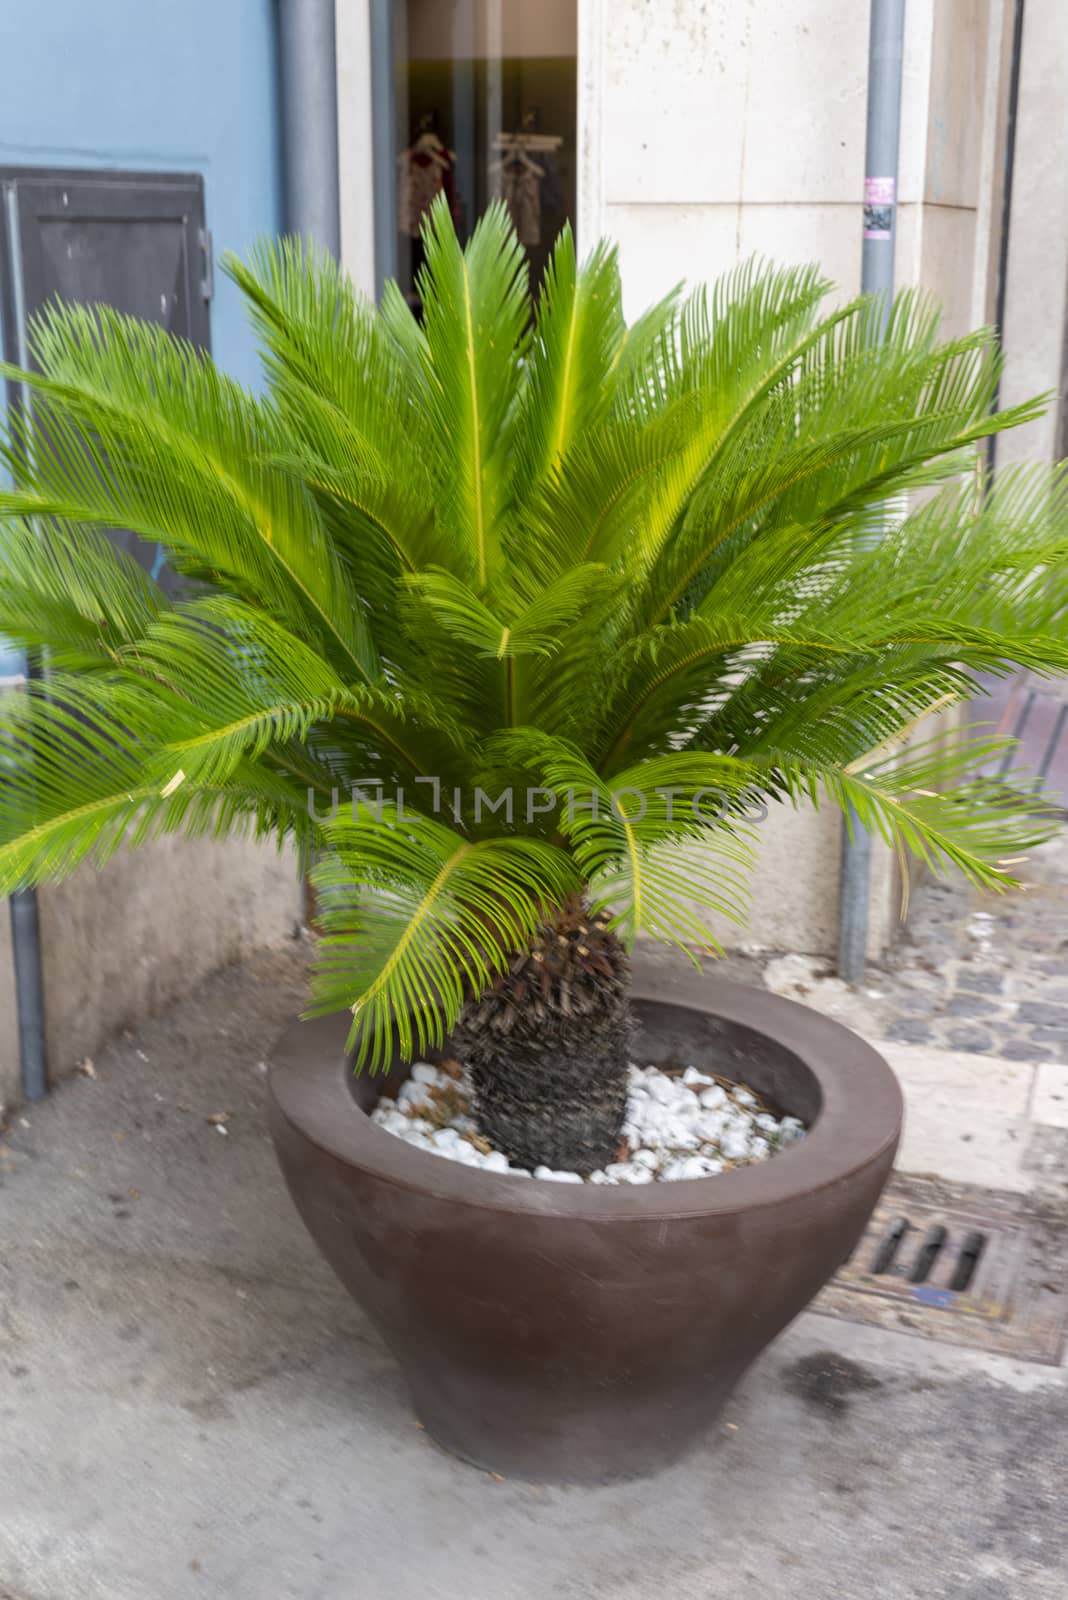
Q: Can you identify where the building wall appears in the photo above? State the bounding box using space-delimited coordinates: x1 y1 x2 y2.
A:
997 0 1068 468
0 0 282 387
577 0 1008 959
0 0 300 1108
580 0 999 327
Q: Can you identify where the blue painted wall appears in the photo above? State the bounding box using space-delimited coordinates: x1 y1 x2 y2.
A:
0 0 282 388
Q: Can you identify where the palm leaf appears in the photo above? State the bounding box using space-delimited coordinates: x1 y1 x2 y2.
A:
0 675 308 892
308 807 580 1067
0 516 166 670
411 197 530 592
1 305 379 684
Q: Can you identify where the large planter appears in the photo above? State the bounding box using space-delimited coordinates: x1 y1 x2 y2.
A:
268 970 902 1483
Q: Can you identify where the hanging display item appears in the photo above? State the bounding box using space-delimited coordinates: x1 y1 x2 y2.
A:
398 114 459 239
388 0 577 306
489 126 563 248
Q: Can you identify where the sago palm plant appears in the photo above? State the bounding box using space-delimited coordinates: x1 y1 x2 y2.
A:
2 200 1066 1171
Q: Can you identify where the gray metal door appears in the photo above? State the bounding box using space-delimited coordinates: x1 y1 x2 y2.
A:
0 170 214 1102
1 166 210 350
0 166 212 589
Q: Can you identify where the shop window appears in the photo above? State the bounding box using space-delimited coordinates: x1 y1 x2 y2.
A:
382 0 577 309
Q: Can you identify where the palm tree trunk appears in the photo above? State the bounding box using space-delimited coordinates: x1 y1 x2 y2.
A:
458 899 633 1174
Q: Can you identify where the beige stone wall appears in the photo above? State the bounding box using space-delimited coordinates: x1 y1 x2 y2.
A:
580 0 1001 323
36 834 302 1079
0 834 301 1106
996 0 1068 468
581 0 869 314
688 797 904 962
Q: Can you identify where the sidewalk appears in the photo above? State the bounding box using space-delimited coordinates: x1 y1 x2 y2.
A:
1 844 1067 1600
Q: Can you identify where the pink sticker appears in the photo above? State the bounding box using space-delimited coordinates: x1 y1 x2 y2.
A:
864 176 896 205
863 176 895 240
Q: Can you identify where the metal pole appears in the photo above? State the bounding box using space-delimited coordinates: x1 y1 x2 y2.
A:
2 178 48 1101
989 0 1026 475
277 0 341 255
369 0 397 296
10 890 47 1100
837 0 906 983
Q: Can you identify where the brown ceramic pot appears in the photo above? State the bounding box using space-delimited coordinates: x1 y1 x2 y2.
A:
268 970 902 1483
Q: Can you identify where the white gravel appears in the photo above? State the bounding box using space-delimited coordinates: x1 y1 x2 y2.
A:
370 1058 805 1184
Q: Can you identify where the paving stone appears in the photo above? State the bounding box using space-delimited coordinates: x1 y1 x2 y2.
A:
1022 1124 1068 1200
946 994 1000 1018
846 834 1068 1077
1028 1027 1068 1048
880 1044 1035 1190
1017 1001 1068 1028
890 991 938 1016
944 1026 996 1053
884 1018 934 1044
954 969 1005 995
998 1039 1056 1063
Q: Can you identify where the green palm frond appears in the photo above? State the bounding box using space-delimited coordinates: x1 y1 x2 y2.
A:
309 807 580 1067
514 229 625 493
483 734 761 950
1 307 379 684
0 516 166 670
771 732 1062 891
412 197 530 591
2 201 1067 1063
0 675 309 893
406 563 609 660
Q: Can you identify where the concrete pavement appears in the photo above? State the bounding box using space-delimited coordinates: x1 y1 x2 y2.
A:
2 922 1067 1599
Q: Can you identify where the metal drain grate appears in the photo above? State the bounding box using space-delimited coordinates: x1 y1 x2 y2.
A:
814 1178 1068 1363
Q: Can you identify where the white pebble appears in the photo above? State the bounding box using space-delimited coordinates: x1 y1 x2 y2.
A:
373 1108 409 1136
372 1055 805 1185
696 1111 728 1142
401 1131 433 1151
720 1129 751 1160
660 1156 708 1182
